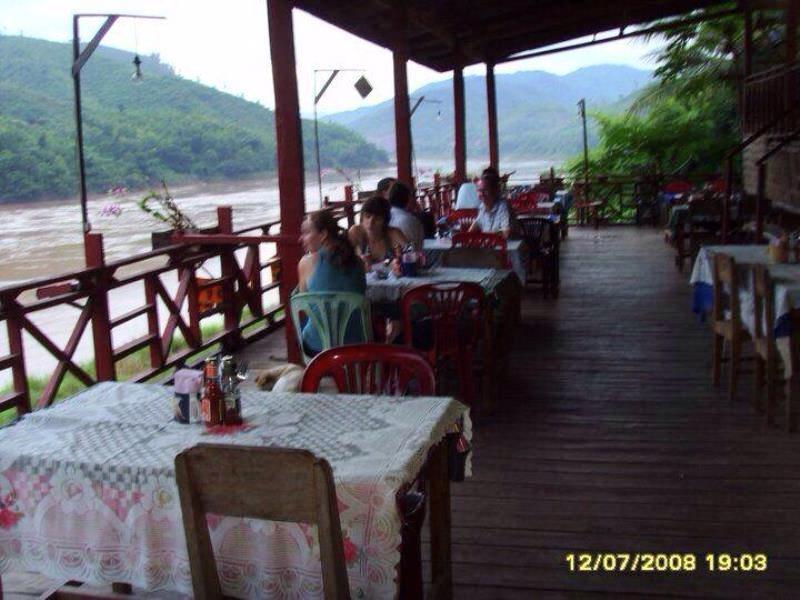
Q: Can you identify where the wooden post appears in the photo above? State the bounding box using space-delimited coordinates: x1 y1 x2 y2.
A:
393 45 413 187
453 66 467 184
344 184 355 227
757 162 766 242
217 207 243 351
486 62 499 170
267 0 305 364
84 232 115 381
788 0 797 65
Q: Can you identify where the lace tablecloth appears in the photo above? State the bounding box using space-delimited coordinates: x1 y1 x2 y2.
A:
422 239 527 282
366 266 512 304
0 382 470 598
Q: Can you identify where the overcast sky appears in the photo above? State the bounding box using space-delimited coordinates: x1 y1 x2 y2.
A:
1 0 665 115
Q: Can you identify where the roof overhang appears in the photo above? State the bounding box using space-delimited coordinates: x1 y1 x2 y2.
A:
293 0 736 72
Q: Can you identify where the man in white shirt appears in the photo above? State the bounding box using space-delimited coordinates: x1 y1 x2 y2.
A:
470 167 515 239
388 181 425 250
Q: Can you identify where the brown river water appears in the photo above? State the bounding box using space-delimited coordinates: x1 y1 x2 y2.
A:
0 160 549 384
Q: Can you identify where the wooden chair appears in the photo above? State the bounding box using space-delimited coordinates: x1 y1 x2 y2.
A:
675 193 723 270
517 216 559 298
752 265 779 424
711 253 750 401
175 444 351 600
300 343 436 395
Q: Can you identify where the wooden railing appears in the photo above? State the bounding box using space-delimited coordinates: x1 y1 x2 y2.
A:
744 62 800 135
0 206 291 417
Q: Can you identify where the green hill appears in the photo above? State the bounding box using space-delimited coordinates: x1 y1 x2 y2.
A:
0 35 388 202
327 65 652 160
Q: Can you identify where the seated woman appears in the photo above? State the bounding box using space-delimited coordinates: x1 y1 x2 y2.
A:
348 195 408 270
348 196 408 341
297 210 366 355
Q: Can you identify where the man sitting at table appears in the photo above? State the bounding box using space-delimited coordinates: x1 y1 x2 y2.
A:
388 181 425 250
470 167 516 239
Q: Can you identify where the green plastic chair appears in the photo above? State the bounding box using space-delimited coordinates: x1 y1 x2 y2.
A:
290 291 373 364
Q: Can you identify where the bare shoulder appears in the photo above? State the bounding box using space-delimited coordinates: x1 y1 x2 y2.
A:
388 227 408 246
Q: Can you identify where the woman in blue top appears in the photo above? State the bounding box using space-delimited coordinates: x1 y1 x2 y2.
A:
297 210 367 355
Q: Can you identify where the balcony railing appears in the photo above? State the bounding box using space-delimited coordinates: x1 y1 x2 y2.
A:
744 62 800 135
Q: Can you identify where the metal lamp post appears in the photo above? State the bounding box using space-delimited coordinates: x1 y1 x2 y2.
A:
313 69 372 207
409 95 442 184
72 13 164 234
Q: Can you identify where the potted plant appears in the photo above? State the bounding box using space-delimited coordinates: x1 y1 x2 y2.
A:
138 181 198 250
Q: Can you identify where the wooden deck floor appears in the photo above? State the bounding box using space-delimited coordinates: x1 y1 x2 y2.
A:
6 226 800 598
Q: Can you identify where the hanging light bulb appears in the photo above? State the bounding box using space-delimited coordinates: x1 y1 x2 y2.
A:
131 54 143 81
436 109 442 121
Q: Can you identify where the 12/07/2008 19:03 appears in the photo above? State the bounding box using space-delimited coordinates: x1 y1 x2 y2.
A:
564 553 768 573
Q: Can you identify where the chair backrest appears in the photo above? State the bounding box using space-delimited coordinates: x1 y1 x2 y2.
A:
451 231 510 268
711 253 740 326
663 180 693 195
752 264 776 347
443 246 506 269
401 281 485 365
509 195 538 213
517 216 557 249
290 291 372 364
175 444 351 600
300 343 436 396
445 208 478 230
689 193 722 219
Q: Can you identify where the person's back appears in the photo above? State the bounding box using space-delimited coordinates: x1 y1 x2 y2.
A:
387 181 425 249
302 248 366 354
455 182 480 210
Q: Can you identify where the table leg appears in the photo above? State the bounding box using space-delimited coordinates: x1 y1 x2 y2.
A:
428 441 452 600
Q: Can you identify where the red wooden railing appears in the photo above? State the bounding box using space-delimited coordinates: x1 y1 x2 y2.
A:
0 206 296 416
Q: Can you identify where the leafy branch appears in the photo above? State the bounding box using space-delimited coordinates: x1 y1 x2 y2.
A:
138 181 197 232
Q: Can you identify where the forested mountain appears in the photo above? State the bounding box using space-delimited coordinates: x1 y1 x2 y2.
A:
327 65 651 160
0 35 388 202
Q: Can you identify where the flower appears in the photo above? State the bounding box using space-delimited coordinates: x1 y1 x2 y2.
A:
99 203 123 218
342 535 358 564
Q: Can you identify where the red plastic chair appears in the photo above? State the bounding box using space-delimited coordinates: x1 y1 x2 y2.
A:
445 208 478 230
401 282 485 407
509 195 538 213
451 231 511 268
300 343 436 396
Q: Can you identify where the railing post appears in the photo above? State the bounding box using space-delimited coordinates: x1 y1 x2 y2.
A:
84 232 115 381
344 184 355 228
723 159 733 243
217 206 243 351
4 299 31 414
757 163 766 242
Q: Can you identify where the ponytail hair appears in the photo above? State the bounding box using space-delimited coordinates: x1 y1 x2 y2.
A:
307 210 358 270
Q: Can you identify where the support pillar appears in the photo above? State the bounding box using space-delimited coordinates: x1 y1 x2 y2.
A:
267 0 305 363
453 66 466 184
393 50 413 187
486 63 499 170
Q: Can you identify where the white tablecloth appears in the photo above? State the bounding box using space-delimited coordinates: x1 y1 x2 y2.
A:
423 238 527 282
691 245 800 373
0 382 470 598
366 266 512 304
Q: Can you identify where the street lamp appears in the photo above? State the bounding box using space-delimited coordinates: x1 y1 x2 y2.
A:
313 69 372 207
72 13 165 234
409 95 442 184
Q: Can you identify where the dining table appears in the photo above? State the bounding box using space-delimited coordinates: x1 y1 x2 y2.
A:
422 238 527 283
0 381 470 599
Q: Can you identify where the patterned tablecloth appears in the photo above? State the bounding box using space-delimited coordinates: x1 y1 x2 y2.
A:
422 239 527 282
366 266 513 304
0 382 470 598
